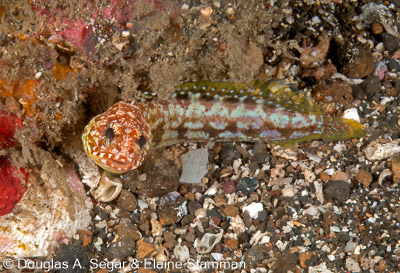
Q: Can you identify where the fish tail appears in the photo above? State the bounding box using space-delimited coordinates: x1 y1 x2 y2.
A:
320 116 365 141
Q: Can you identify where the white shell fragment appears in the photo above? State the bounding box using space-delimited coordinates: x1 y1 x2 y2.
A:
92 172 122 202
364 140 400 161
179 148 209 184
242 202 264 219
0 165 92 258
173 238 190 262
194 229 223 254
343 108 361 123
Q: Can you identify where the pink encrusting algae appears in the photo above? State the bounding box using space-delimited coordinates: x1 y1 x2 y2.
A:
82 81 365 174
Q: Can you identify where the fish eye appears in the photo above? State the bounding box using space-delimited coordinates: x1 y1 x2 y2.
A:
103 127 114 145
138 135 147 148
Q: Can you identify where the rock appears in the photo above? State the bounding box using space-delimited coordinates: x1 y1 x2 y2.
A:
331 171 351 181
123 150 179 197
392 153 400 183
78 230 93 247
179 148 208 184
136 240 157 260
117 189 137 212
346 257 361 272
257 209 268 222
222 180 237 194
361 75 381 98
272 253 298 273
382 33 400 52
117 218 142 241
243 244 270 269
356 169 373 187
385 58 400 72
281 186 295 197
242 202 263 219
340 44 374 79
158 192 187 226
324 180 351 203
225 238 239 250
319 172 331 182
299 251 313 269
251 142 269 163
370 22 383 34
223 205 239 217
105 237 136 260
55 245 89 273
237 177 258 194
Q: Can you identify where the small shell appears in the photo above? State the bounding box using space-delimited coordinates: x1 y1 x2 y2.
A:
92 172 122 202
194 230 223 254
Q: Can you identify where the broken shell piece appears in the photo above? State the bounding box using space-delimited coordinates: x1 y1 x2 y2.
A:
378 169 392 185
364 140 400 161
92 172 122 202
194 230 223 254
173 238 190 262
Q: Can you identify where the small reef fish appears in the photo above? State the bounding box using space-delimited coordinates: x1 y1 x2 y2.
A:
82 81 364 173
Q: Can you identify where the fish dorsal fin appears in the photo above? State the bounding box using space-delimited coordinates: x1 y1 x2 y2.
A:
174 81 322 114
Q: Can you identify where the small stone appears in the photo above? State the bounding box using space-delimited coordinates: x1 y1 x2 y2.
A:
117 218 142 241
331 171 351 181
243 245 270 269
356 169 373 187
223 205 239 217
237 177 258 194
158 192 186 226
385 58 400 72
242 202 263 219
257 209 268 222
382 33 400 52
117 189 137 212
55 245 89 273
225 239 239 250
392 153 400 183
222 180 236 194
251 143 269 163
78 230 92 247
319 172 330 182
188 200 200 215
298 251 313 269
136 240 157 259
370 22 383 34
281 187 295 197
324 180 351 203
105 238 136 260
214 195 227 207
361 75 381 98
164 231 175 249
272 253 298 273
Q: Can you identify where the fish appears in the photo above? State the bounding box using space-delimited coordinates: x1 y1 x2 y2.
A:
82 81 364 174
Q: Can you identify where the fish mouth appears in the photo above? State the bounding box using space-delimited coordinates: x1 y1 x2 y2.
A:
93 156 136 173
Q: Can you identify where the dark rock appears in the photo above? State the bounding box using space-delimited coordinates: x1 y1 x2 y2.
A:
250 142 269 163
122 150 179 197
243 244 270 269
117 189 137 212
117 218 142 241
181 214 194 225
237 177 258 194
220 143 240 164
54 245 89 273
382 33 400 52
257 209 268 222
385 58 400 72
105 237 136 260
324 180 351 203
188 200 200 214
351 84 366 100
361 75 381 98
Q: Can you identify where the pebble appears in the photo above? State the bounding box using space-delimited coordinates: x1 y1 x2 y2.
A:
250 142 269 163
221 180 237 194
136 240 157 259
117 189 137 212
105 237 136 260
385 58 400 72
223 204 239 217
323 180 351 203
361 75 381 98
55 245 89 273
281 186 295 197
382 33 400 52
117 218 142 241
179 148 208 184
158 192 186 226
237 177 258 194
370 22 383 34
225 238 239 250
355 169 373 187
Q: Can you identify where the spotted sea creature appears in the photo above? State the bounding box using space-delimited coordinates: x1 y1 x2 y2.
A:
82 81 364 173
